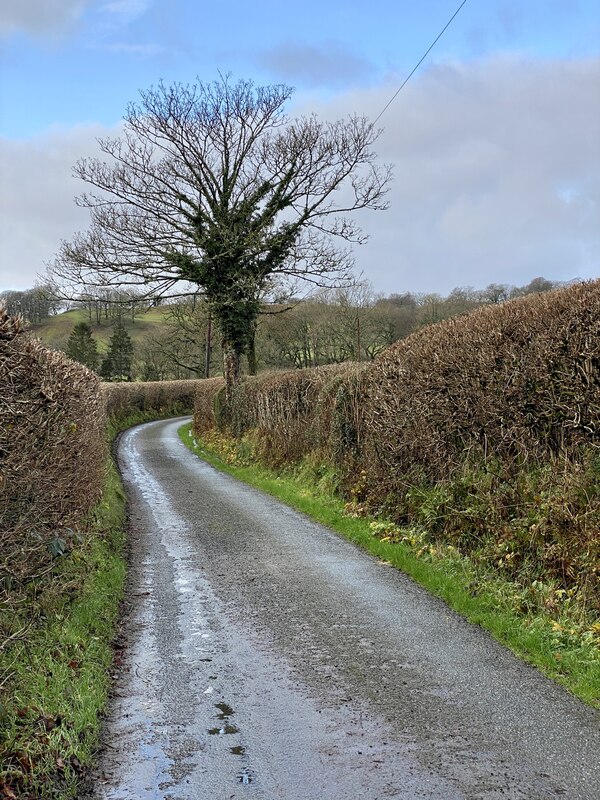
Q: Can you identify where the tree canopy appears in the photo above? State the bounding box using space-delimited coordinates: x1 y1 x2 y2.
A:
49 76 391 394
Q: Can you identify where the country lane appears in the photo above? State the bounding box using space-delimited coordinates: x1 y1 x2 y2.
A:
90 417 600 800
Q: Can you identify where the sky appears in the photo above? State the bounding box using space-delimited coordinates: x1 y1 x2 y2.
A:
1 0 599 296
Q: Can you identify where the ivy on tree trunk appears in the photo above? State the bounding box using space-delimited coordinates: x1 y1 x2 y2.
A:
49 75 391 400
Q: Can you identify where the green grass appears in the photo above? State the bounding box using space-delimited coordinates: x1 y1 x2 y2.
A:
0 408 199 798
0 464 126 799
178 423 600 709
31 306 170 353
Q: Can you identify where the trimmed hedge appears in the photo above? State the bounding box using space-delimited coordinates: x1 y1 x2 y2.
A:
103 379 202 420
359 280 600 482
192 281 600 608
354 281 600 605
193 365 367 467
229 364 366 466
0 307 106 600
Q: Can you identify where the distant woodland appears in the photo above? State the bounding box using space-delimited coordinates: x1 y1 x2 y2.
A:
0 276 563 381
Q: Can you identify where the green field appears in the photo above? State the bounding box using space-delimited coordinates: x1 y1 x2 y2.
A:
30 307 170 353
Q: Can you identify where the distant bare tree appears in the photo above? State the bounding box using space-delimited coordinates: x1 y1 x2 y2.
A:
0 285 58 323
481 283 511 305
161 296 214 378
49 75 391 398
260 282 395 368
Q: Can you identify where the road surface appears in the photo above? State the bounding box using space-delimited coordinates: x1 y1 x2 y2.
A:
91 417 600 799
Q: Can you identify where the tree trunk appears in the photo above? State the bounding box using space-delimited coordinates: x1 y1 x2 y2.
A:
247 324 257 376
205 312 212 379
222 340 241 403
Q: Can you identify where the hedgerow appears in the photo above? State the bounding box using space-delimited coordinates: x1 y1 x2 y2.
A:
1 306 110 797
103 378 201 421
192 281 600 614
357 280 600 609
0 307 106 614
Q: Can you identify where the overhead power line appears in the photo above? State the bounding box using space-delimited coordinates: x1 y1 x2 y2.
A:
372 0 468 125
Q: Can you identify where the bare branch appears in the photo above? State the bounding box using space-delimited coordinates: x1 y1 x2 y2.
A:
47 75 392 392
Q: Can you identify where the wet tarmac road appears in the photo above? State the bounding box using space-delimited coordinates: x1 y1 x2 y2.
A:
91 418 600 799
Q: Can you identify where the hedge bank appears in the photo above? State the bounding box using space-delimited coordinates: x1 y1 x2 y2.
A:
1 307 109 798
193 281 600 612
0 308 106 607
0 307 212 796
103 378 201 422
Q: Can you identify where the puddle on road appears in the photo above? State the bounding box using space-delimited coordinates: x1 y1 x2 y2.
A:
212 703 255 786
238 767 255 785
208 724 239 735
215 702 234 719
209 702 239 733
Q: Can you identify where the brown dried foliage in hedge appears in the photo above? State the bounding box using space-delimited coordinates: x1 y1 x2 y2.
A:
193 377 226 434
0 306 107 617
360 280 600 481
193 366 347 464
103 379 202 420
357 281 600 605
228 364 365 467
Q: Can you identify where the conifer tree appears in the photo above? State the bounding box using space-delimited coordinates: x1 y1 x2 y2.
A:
100 317 133 381
66 321 99 371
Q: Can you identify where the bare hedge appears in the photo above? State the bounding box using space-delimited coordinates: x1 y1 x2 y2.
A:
236 364 359 463
191 282 599 605
354 281 600 604
193 365 366 467
0 307 107 595
359 280 600 483
103 379 202 420
193 377 225 434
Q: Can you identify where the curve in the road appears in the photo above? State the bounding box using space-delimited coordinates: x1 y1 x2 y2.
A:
91 418 600 800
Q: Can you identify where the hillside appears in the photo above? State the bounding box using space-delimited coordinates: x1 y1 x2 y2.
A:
30 306 170 354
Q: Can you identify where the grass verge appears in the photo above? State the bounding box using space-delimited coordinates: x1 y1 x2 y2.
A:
0 410 194 798
178 423 600 709
0 463 126 799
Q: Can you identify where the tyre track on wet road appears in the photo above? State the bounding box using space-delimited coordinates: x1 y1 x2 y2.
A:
91 418 600 799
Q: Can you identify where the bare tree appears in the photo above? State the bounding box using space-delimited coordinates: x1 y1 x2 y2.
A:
260 283 396 368
49 75 391 397
0 285 58 323
161 296 215 378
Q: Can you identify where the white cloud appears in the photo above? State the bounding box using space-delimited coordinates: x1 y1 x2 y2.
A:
0 0 91 37
0 124 117 290
99 0 151 23
294 55 600 292
1 56 598 295
256 40 375 88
